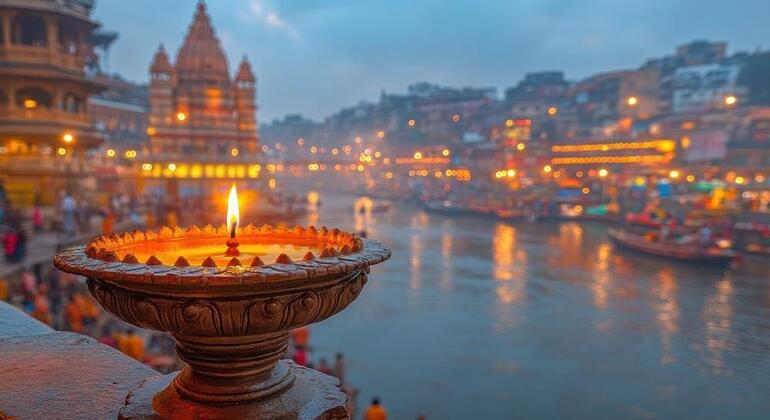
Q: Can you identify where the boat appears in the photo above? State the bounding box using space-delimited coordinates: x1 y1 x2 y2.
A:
608 227 738 265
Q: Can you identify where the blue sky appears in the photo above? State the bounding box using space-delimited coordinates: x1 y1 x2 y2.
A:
94 0 770 122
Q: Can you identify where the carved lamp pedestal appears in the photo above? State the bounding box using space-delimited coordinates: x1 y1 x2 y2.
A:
54 224 391 419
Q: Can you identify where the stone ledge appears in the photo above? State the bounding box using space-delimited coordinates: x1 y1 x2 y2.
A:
0 302 158 420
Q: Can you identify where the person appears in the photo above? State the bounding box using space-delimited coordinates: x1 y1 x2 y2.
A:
318 357 332 375
61 192 76 234
364 397 387 420
0 277 8 301
292 326 310 349
32 203 43 232
123 330 145 361
293 346 307 366
101 206 115 234
333 352 346 383
66 293 84 333
31 285 52 326
3 228 18 263
98 326 118 348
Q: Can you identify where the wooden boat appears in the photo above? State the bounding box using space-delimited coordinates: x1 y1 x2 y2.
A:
608 228 738 265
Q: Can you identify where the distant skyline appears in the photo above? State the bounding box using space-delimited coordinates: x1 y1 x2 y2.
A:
94 0 770 122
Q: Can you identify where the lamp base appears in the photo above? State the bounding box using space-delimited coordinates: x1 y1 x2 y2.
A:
119 361 349 420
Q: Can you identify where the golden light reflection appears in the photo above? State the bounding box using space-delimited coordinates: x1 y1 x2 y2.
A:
492 223 527 332
653 268 679 365
591 243 612 309
699 278 735 375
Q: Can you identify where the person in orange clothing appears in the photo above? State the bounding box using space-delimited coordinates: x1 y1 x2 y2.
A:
102 207 115 234
31 285 52 326
124 330 145 361
66 293 83 333
364 397 387 420
292 326 310 349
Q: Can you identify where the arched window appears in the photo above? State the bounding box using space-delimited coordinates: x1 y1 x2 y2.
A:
11 14 47 47
62 92 81 113
16 87 53 109
58 21 79 55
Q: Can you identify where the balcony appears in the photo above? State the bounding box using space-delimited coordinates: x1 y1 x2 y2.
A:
0 45 87 74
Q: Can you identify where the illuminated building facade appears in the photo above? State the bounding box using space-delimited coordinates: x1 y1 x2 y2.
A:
147 1 257 160
0 0 103 205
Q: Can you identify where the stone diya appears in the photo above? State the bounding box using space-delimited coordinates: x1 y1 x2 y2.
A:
53 221 390 418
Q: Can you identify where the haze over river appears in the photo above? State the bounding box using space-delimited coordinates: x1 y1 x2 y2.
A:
303 192 770 420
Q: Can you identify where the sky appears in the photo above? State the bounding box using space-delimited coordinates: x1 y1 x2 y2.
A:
94 0 770 122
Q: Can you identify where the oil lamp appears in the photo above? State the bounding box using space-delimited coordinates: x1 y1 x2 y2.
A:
54 186 391 418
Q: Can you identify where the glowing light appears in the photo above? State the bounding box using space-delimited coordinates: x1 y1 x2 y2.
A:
62 133 74 143
376 131 385 139
627 96 638 106
355 136 363 143
124 150 137 159
543 165 552 173
332 148 339 155
551 155 668 165
23 99 37 109
407 119 416 127
356 164 364 172
582 187 590 194
551 140 675 153
547 106 558 116
142 163 153 171
308 163 320 171
686 174 695 182
516 143 526 151
176 112 187 121
505 119 514 127
268 178 276 190
434 171 443 178
441 148 450 157
297 138 305 146
507 169 516 178
226 184 239 234
106 149 116 158
383 157 391 165
168 163 177 172
231 148 239 157
724 95 737 106
681 136 691 149
669 170 680 179
576 171 584 178
598 168 608 177
374 151 382 158
310 146 317 154
57 147 67 156
414 151 423 160
452 114 461 122
146 127 156 136
735 176 746 185
755 174 766 183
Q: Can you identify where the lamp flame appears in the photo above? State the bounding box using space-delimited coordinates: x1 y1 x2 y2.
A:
227 184 239 237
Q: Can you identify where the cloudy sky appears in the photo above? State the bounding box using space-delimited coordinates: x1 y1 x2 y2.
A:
94 0 770 122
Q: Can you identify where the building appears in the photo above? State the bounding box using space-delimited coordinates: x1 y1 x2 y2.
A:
89 74 149 151
569 69 660 138
147 1 257 159
0 0 104 206
670 63 744 113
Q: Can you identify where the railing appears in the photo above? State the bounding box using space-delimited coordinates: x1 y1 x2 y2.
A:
0 45 86 72
0 107 90 126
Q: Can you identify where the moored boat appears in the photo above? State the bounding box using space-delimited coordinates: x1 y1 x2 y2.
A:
608 227 738 265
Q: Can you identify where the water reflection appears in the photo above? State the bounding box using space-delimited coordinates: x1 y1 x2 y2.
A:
699 277 735 376
652 268 679 365
309 192 770 419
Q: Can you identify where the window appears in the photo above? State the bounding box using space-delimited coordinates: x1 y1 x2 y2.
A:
62 92 81 113
12 15 47 47
16 87 52 109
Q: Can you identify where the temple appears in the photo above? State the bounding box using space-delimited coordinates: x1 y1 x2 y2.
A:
147 1 258 158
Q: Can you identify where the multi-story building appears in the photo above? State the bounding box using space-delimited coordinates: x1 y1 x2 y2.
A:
147 2 257 159
89 74 149 151
0 0 104 206
569 69 660 138
670 63 744 113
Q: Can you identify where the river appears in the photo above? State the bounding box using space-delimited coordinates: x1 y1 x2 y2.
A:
299 191 770 419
